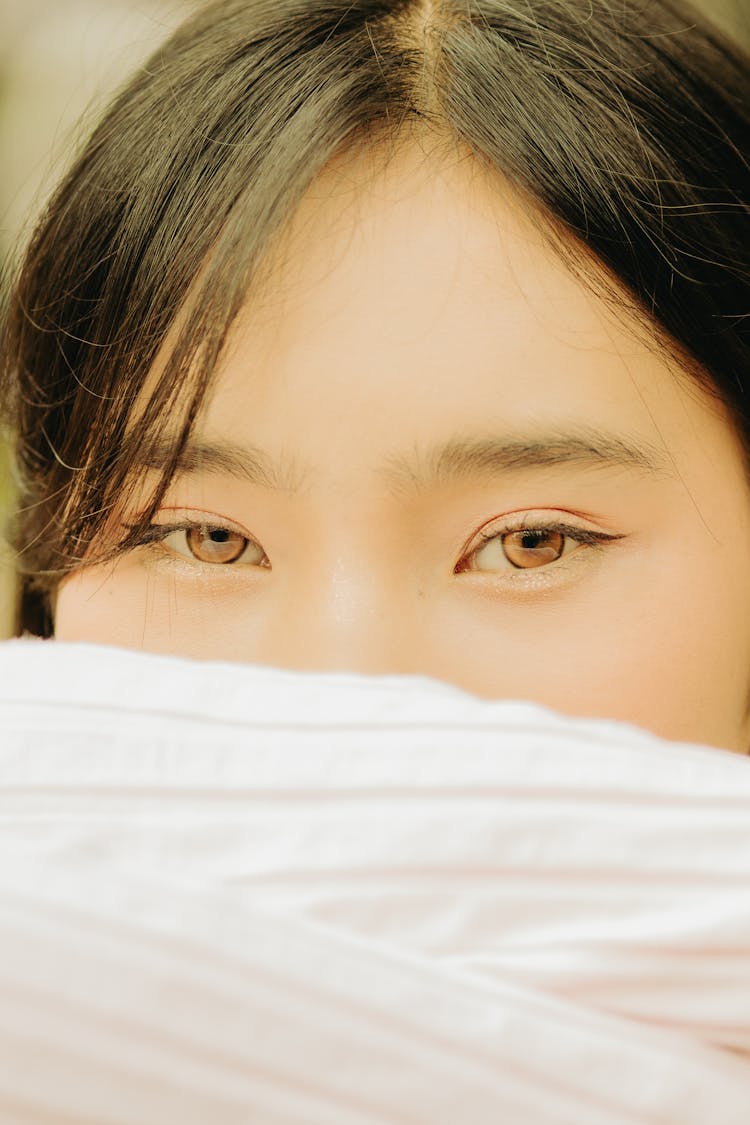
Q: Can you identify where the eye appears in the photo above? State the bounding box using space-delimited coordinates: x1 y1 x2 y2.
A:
458 518 621 574
158 524 267 566
477 527 567 570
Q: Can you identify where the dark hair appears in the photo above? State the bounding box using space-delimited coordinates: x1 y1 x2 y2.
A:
1 0 748 636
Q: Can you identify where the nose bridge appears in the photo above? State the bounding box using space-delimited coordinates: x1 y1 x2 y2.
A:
265 553 415 675
324 556 380 628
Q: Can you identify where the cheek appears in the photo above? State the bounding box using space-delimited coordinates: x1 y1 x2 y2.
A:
431 550 750 752
54 563 260 660
54 568 145 647
635 555 750 749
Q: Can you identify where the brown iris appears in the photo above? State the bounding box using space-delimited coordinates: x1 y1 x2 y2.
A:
185 525 248 564
502 529 565 569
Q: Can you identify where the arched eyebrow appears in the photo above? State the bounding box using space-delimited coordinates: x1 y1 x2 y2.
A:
133 426 673 494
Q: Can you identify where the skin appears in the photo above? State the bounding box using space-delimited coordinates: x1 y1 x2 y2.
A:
55 139 750 753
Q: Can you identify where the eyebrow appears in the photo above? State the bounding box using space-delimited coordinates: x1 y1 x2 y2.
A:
133 426 672 493
390 429 674 490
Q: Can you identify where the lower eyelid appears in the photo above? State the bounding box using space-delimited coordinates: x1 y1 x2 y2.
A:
147 540 267 577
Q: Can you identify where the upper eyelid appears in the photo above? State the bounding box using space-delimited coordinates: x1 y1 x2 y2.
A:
145 511 258 543
461 512 624 554
478 508 615 532
476 519 620 542
151 507 249 531
144 511 622 542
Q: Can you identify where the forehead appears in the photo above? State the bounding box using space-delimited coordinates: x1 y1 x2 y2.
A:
161 136 743 515
235 137 623 363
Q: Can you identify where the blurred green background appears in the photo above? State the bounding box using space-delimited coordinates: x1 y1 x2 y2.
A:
0 0 748 638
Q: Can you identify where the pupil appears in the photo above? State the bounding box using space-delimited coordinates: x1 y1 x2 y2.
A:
521 530 544 548
209 528 231 543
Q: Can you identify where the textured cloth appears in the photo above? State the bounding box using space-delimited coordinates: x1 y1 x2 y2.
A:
0 638 749 1123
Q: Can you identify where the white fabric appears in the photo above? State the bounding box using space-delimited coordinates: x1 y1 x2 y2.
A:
0 637 749 1123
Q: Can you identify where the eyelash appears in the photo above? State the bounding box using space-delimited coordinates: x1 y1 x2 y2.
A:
469 518 619 557
132 519 263 561
131 514 622 575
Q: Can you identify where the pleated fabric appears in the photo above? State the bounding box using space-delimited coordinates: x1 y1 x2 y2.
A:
1 638 749 1123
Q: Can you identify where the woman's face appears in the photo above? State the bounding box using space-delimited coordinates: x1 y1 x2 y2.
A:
55 142 750 753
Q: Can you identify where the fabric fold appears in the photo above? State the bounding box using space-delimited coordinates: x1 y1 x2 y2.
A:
1 639 749 1122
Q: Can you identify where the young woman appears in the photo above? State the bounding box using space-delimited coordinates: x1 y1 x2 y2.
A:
1 0 748 752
